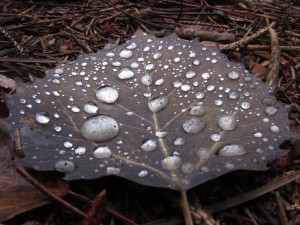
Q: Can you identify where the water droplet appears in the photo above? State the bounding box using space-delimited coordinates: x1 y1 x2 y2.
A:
228 71 240 80
35 112 50 124
106 166 120 175
106 52 115 57
225 162 235 170
54 125 61 132
19 99 26 104
264 106 278 116
196 148 209 160
189 52 196 57
181 162 194 174
173 80 182 88
207 85 215 91
153 52 162 59
75 146 86 155
193 59 200 65
71 105 80 113
51 78 60 84
118 68 134 79
161 155 182 170
96 86 119 103
93 146 112 159
241 102 251 109
119 49 133 58
143 46 150 52
214 99 223 106
145 64 155 71
188 104 206 116
253 132 262 137
55 68 64 74
195 91 205 99
181 84 191 92
228 91 239 100
173 137 185 146
64 141 73 148
126 42 137 49
141 75 153 86
81 115 119 142
131 62 139 68
210 134 221 142
218 144 246 156
182 118 206 134
54 160 75 173
156 131 167 138
138 170 148 177
218 114 238 131
155 78 164 86
112 61 121 67
148 96 168 113
201 72 211 80
126 111 134 116
141 139 157 151
186 71 196 79
84 102 98 114
270 125 280 133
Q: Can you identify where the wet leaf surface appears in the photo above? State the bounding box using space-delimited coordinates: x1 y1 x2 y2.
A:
1 31 293 190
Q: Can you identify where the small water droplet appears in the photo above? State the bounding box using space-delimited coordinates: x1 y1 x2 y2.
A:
141 75 153 86
173 137 185 146
81 115 119 142
93 146 112 159
241 102 251 109
75 146 86 155
188 104 206 116
155 78 164 86
218 144 246 156
193 59 200 65
264 106 278 116
228 91 239 100
106 166 120 175
196 148 209 160
161 155 182 170
186 71 196 79
270 125 280 133
54 125 61 132
71 105 80 113
227 71 240 80
156 131 167 138
195 91 205 99
189 52 196 57
19 99 26 104
225 162 235 170
210 134 221 142
183 118 206 134
130 62 139 68
181 162 195 174
112 61 121 67
126 42 137 49
181 84 191 92
35 112 50 124
141 139 157 151
218 114 238 131
54 160 75 173
148 96 168 113
64 141 73 148
119 49 133 58
201 72 211 80
173 80 182 88
106 52 115 57
214 99 223 106
55 68 64 74
138 170 148 177
84 102 98 114
153 52 162 59
145 64 155 71
96 86 119 103
207 85 215 91
253 132 262 137
118 68 134 79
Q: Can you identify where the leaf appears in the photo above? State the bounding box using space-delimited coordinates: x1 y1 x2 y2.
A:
1 30 293 190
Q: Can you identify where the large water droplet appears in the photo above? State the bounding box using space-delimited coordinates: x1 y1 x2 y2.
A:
119 49 133 58
227 71 240 80
148 96 168 113
80 115 119 142
118 68 134 79
96 86 119 103
218 114 238 131
84 101 98 114
93 146 112 159
54 160 75 173
161 155 182 170
141 75 153 86
218 144 246 156
141 139 157 151
241 102 251 110
182 118 206 134
35 112 50 124
188 104 206 116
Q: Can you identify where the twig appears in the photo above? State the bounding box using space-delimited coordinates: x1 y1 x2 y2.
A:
275 191 289 225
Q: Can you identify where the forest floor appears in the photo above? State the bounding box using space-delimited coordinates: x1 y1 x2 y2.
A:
0 0 300 225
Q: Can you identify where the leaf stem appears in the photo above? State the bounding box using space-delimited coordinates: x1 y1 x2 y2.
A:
180 188 194 225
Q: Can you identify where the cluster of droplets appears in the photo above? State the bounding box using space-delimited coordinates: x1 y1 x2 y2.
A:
11 30 291 189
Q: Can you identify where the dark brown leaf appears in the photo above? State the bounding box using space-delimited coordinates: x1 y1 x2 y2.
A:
1 31 293 190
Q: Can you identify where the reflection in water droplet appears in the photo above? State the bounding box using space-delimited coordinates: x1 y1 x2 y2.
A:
148 96 168 113
81 115 119 142
183 118 206 134
36 112 50 124
93 146 112 159
119 49 133 58
218 114 238 131
141 75 153 86
75 146 86 155
265 106 278 116
138 170 148 177
54 160 75 173
188 104 206 116
118 68 134 79
218 144 246 156
181 162 194 174
84 102 98 114
96 86 119 103
106 166 121 175
161 155 182 170
173 137 185 146
141 139 157 151
227 71 240 80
